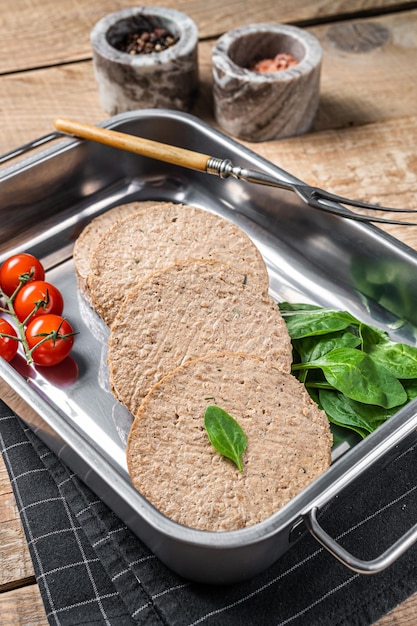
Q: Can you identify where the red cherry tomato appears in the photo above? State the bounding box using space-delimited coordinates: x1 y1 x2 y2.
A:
25 314 75 367
0 318 19 362
0 253 45 297
13 280 64 324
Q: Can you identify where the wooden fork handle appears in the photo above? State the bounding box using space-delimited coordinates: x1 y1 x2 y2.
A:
54 118 212 173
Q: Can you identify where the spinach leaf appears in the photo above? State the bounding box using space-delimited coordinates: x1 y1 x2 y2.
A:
293 329 361 363
204 406 247 472
278 302 323 312
279 303 358 340
402 379 417 400
293 347 407 408
330 423 362 448
319 389 400 438
280 302 417 439
361 324 417 379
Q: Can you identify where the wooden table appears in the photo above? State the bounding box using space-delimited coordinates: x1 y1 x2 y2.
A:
1 1 417 623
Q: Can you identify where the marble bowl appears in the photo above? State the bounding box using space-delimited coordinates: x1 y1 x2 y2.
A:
212 23 322 142
90 7 199 115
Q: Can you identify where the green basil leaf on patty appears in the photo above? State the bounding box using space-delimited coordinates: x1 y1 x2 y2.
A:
204 405 247 472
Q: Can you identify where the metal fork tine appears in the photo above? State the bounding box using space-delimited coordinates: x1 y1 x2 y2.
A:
210 162 417 226
301 195 416 226
309 186 416 214
291 184 417 225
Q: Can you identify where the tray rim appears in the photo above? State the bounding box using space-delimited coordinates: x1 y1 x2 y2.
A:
1 109 417 580
3 108 417 262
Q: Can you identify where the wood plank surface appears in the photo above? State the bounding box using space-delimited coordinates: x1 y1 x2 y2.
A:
0 456 35 590
313 11 417 131
255 115 417 245
1 9 417 152
0 584 48 626
376 594 417 625
1 1 417 624
0 454 47 626
1 0 416 73
1 10 417 223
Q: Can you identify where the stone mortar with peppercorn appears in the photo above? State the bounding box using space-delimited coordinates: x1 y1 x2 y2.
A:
90 7 199 115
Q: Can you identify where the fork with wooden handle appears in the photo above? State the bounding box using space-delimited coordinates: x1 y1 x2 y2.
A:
54 117 417 226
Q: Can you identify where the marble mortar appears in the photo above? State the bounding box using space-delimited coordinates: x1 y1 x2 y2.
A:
212 23 322 142
90 7 199 115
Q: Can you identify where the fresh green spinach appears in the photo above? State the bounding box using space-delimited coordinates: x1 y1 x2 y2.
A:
279 302 417 438
292 347 407 408
279 304 357 340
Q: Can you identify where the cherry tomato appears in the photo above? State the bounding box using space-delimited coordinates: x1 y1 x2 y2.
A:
25 314 75 367
0 253 45 297
0 318 19 362
13 280 64 324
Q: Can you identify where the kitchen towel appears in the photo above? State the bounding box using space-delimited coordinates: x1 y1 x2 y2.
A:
1 399 417 626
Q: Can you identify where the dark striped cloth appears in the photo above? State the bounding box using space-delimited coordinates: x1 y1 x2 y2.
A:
1 400 417 626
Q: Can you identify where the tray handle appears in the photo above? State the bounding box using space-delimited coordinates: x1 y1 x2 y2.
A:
304 505 417 574
0 131 61 166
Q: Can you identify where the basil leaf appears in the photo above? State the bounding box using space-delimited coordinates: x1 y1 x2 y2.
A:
204 406 247 472
294 347 407 408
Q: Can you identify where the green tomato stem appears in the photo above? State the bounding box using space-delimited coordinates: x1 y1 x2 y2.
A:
0 277 75 366
1 281 35 364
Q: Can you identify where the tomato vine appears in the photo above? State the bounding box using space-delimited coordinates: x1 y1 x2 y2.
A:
0 253 77 366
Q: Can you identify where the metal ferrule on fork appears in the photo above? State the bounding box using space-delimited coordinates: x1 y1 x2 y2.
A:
206 156 293 190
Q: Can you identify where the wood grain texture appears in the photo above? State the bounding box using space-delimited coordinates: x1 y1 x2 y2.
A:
0 457 35 590
254 115 417 246
0 584 48 626
1 1 417 624
1 9 417 156
0 0 416 73
312 11 417 131
54 118 213 170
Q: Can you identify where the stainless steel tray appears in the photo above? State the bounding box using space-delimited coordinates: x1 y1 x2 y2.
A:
1 109 417 584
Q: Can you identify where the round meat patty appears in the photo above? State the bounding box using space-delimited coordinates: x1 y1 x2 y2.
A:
126 352 332 532
73 200 162 302
87 203 269 325
108 260 292 413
